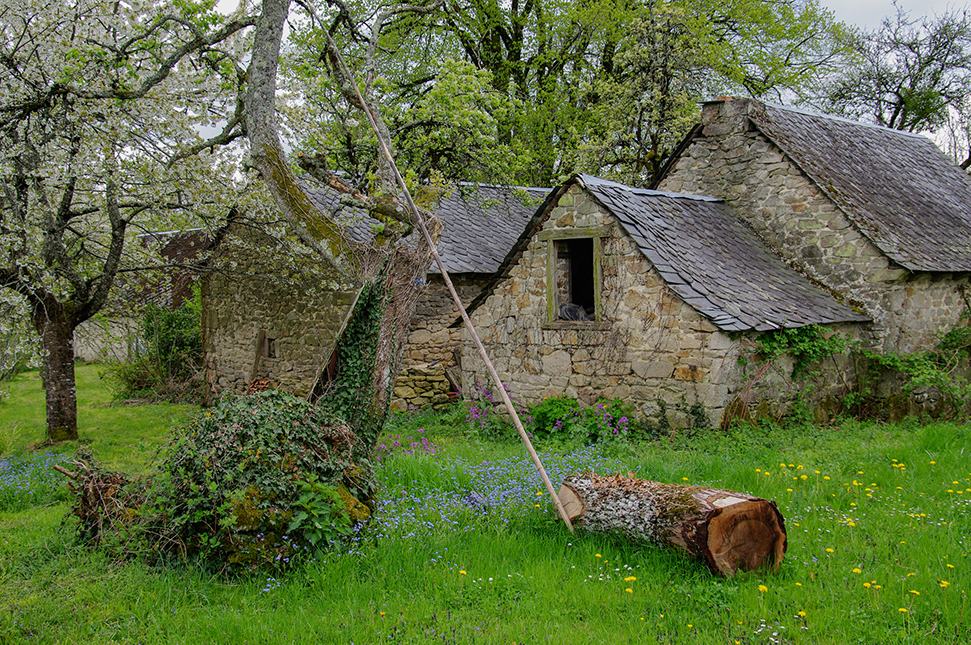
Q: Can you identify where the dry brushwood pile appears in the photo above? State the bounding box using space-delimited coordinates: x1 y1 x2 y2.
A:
559 473 787 576
55 448 147 546
57 390 378 568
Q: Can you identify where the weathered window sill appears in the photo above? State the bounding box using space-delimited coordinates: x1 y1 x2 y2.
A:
542 320 613 331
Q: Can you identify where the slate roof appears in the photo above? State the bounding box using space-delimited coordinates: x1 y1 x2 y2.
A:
306 184 546 274
466 175 869 331
749 103 971 272
578 175 869 331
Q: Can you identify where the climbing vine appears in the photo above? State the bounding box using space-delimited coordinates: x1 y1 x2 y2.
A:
756 325 851 378
317 278 388 448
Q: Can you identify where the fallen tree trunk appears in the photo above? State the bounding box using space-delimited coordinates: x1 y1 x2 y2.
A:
558 473 787 576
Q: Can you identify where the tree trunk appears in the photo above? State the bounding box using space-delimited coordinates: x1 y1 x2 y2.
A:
558 473 787 576
33 307 79 442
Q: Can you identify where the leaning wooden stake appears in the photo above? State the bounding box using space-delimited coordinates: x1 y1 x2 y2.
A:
559 473 786 575
327 33 573 533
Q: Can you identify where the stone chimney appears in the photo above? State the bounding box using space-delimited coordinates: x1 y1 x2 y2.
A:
699 97 766 137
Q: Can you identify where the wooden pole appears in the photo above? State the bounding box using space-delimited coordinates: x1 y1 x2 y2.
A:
325 32 573 533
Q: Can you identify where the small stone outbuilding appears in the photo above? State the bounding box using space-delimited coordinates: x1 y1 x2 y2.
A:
461 174 871 427
653 98 971 353
202 185 544 407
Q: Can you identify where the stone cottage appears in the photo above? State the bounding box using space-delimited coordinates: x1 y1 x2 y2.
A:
202 184 545 408
461 174 871 428
653 98 971 353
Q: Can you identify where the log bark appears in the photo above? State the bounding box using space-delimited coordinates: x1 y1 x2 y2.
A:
558 473 787 576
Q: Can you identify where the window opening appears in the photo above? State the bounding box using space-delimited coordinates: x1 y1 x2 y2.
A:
555 238 595 321
262 336 277 359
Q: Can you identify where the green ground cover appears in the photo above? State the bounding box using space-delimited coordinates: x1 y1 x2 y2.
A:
0 365 968 643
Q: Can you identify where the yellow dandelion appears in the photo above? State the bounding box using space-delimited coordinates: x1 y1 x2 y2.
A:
682 477 689 481
595 553 602 558
797 465 804 470
624 576 637 582
910 590 919 595
899 608 908 613
380 612 386 617
824 476 831 480
852 568 862 574
787 488 793 492
797 611 806 618
940 581 950 588
848 521 856 527
814 470 821 474
758 584 768 593
625 588 633 594
459 570 466 575
795 582 802 587
947 564 955 569
930 461 936 465
800 474 808 480
863 582 871 589
687 624 693 629
826 548 835 553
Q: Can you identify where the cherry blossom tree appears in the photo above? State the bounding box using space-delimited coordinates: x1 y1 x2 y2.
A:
0 0 254 441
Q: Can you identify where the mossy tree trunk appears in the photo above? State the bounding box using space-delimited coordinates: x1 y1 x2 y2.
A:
245 0 443 447
559 473 788 576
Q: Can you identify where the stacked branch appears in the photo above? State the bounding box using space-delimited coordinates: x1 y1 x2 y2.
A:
559 473 787 576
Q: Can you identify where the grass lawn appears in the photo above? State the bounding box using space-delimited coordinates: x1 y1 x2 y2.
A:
0 366 969 643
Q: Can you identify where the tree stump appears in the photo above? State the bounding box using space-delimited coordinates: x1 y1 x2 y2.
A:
558 473 787 576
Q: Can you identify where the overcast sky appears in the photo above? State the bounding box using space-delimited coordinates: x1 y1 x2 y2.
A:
821 0 967 30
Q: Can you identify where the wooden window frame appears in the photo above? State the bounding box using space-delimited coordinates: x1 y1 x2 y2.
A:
538 227 611 330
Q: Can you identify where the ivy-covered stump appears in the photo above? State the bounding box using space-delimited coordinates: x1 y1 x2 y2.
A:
558 474 787 576
152 390 378 567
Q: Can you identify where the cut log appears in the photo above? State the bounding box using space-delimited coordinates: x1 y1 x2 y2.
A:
558 473 787 576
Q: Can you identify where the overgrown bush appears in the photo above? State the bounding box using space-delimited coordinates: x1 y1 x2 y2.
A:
103 289 203 403
464 381 525 441
66 390 377 569
849 324 971 418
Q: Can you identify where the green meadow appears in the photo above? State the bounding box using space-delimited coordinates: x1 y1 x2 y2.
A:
1 364 968 643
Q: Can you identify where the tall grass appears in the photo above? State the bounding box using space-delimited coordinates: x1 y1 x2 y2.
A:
0 373 968 643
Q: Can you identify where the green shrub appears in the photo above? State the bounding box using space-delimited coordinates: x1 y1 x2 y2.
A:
529 396 639 445
79 390 378 569
103 288 203 403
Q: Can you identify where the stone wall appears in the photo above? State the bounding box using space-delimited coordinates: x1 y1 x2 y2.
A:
657 98 969 353
462 183 862 429
202 227 359 399
391 273 488 411
74 316 142 363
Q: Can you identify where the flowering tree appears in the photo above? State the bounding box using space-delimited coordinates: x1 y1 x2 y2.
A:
0 0 254 441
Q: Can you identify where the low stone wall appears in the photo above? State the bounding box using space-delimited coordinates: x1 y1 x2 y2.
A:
74 316 142 363
391 362 454 411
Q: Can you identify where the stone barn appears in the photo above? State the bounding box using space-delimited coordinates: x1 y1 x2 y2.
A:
653 98 971 353
202 184 545 408
461 174 871 428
